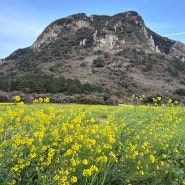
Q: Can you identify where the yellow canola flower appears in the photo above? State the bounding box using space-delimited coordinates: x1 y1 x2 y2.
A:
162 154 167 159
160 161 165 166
83 165 98 177
82 159 88 165
157 96 161 101
53 175 60 180
14 95 21 102
42 145 48 151
109 151 118 162
65 149 73 156
70 158 77 167
83 169 92 176
133 150 139 158
61 176 68 183
71 143 82 151
96 155 108 163
44 97 50 103
108 135 116 144
168 98 172 104
71 176 78 183
39 97 43 103
90 165 98 172
7 180 16 185
27 138 34 146
12 165 19 172
29 152 37 159
150 154 155 163
140 170 144 175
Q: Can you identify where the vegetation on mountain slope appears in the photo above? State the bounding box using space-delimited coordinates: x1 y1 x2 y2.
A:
1 11 185 104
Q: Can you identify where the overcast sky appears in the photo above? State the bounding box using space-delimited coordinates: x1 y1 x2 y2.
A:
0 0 185 58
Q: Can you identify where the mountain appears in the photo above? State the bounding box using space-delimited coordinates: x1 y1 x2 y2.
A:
1 11 185 104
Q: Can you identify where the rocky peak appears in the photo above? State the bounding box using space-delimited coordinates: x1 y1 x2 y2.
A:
33 12 145 53
10 11 185 60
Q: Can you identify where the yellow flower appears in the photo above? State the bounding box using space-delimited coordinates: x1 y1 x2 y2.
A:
61 176 67 183
82 159 88 165
109 135 116 143
14 95 21 102
157 96 161 101
174 100 179 105
30 152 37 159
71 176 77 183
109 151 118 162
33 99 39 103
90 118 95 123
39 156 44 162
44 97 50 103
42 145 48 151
100 155 108 163
168 98 172 104
156 165 160 170
48 148 55 157
7 180 16 185
150 154 155 163
140 171 144 175
39 97 43 103
72 143 82 151
26 161 30 166
133 150 139 158
53 175 60 180
90 165 98 172
70 158 77 166
162 154 167 159
12 165 19 172
27 138 34 145
160 161 165 166
65 149 72 156
83 169 92 176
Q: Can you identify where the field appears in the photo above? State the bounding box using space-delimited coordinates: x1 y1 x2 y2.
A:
1 99 185 185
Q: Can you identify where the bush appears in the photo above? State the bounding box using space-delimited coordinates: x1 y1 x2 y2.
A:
93 57 105 68
175 89 185 96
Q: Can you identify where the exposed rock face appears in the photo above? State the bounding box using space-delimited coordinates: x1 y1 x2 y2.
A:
170 41 185 58
80 39 87 46
94 34 120 50
73 20 92 31
148 35 160 52
32 24 61 49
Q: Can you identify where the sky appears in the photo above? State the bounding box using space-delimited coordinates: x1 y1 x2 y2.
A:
0 0 185 59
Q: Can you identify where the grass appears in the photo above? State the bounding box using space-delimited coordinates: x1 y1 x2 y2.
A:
0 102 185 185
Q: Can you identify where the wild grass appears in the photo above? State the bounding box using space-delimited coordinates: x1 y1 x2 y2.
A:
0 100 185 185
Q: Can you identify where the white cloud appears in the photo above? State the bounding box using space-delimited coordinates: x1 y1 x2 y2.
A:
162 32 185 37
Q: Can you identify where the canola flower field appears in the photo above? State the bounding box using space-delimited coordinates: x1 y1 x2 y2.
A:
1 97 185 185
